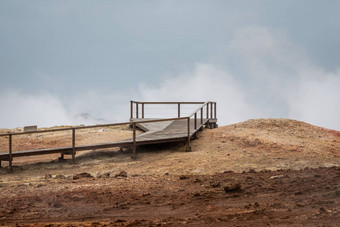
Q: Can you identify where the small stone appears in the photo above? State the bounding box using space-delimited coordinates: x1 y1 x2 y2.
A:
270 175 284 179
54 174 65 179
115 171 127 178
319 207 327 213
210 182 221 188
44 174 52 179
73 172 94 180
224 183 242 193
179 175 189 180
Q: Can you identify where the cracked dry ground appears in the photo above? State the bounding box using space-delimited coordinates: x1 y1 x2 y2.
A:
0 119 339 226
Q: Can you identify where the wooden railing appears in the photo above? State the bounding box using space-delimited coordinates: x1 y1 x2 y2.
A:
130 101 217 151
0 101 217 172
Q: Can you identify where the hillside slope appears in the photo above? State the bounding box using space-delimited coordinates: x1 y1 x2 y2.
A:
1 118 340 226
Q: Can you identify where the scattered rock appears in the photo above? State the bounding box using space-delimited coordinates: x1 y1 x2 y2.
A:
224 183 242 193
44 174 52 179
54 174 65 179
18 183 31 187
179 175 189 180
210 182 221 188
53 201 62 208
97 172 110 178
270 175 284 179
193 178 202 183
223 171 234 174
295 191 303 195
319 207 327 213
115 171 127 178
37 184 45 188
73 172 94 180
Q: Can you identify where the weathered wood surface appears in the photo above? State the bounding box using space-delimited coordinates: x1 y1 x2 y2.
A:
125 118 209 144
132 118 174 135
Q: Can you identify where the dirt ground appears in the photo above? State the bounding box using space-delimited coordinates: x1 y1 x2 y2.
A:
0 118 339 226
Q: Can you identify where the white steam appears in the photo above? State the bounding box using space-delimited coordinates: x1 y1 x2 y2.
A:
0 90 72 128
0 26 339 130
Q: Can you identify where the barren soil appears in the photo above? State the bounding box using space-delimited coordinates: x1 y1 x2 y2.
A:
0 118 339 226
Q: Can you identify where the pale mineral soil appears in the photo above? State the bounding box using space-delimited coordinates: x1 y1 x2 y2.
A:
0 118 339 226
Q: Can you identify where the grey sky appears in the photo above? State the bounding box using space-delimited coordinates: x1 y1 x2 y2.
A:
1 1 340 130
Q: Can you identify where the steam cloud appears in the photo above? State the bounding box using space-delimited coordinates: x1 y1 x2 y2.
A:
1 26 339 130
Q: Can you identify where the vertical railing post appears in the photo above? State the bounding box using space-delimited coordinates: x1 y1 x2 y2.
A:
214 102 217 119
206 103 209 120
130 101 133 119
186 117 191 152
142 103 144 118
72 128 75 164
178 103 180 117
200 108 203 125
194 113 197 129
136 102 139 119
8 134 13 173
210 102 213 119
132 122 137 158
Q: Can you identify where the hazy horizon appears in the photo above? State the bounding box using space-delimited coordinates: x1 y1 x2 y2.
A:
1 1 340 130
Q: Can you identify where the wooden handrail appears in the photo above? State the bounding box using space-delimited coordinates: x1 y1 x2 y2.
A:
131 101 205 105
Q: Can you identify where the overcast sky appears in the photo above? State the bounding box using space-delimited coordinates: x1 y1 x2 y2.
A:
1 0 340 130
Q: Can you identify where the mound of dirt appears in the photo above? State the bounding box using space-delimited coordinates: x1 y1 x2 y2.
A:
190 118 340 172
0 118 339 226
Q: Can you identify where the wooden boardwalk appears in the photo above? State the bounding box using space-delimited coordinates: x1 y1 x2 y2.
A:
0 101 217 172
126 118 209 145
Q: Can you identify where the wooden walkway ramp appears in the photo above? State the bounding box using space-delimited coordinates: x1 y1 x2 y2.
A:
0 101 217 172
127 118 209 145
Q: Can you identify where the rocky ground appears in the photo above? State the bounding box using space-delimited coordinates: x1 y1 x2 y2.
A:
0 118 339 226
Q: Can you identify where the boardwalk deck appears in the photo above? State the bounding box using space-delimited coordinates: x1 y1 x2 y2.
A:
0 101 217 172
125 118 209 145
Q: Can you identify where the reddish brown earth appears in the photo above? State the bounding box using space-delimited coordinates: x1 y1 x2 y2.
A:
0 119 339 226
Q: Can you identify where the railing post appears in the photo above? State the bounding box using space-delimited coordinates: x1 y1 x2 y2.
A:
186 117 191 152
142 103 144 118
210 102 213 119
214 102 217 119
178 103 180 117
72 128 75 164
206 103 209 120
200 108 203 124
8 134 13 173
132 122 137 158
130 101 133 119
194 113 197 129
136 103 139 119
